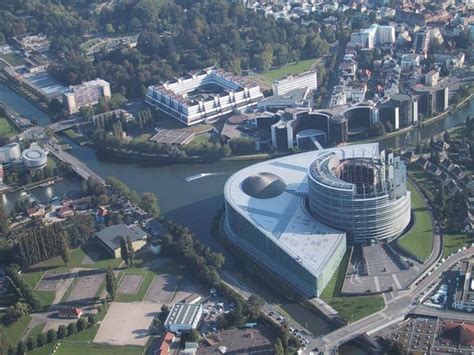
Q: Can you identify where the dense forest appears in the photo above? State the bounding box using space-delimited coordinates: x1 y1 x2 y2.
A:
0 0 333 100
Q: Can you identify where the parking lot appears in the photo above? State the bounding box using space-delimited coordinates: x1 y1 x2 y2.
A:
94 302 158 346
383 316 474 355
118 274 144 294
66 270 105 303
144 274 179 303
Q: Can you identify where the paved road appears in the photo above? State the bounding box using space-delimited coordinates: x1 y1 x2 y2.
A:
308 247 474 354
44 142 105 185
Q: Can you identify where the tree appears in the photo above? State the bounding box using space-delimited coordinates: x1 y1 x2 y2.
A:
59 232 70 265
280 321 290 348
443 130 450 143
0 206 9 236
15 341 26 355
181 329 200 343
77 318 88 331
435 184 446 221
140 192 160 217
0 327 9 355
120 236 129 266
46 329 57 343
67 322 77 336
126 237 135 268
87 313 98 326
105 266 117 301
274 338 284 355
370 122 386 137
6 303 29 323
244 294 264 320
36 333 46 347
26 337 36 351
57 325 67 339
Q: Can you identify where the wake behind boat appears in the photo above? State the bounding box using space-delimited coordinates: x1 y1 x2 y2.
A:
184 173 212 182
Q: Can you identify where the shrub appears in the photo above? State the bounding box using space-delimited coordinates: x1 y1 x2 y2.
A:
36 333 46 347
26 337 36 351
87 313 98 326
67 322 77 336
16 341 26 355
77 318 88 331
46 329 57 343
57 325 67 339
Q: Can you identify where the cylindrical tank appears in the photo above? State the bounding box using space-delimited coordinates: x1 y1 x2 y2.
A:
22 148 48 168
0 142 21 164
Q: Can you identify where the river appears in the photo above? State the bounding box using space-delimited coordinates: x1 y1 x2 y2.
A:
1 82 473 351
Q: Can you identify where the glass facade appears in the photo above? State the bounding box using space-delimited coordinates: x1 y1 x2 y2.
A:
224 201 346 297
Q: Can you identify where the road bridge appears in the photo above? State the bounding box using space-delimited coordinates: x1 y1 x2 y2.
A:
45 117 88 133
44 142 105 185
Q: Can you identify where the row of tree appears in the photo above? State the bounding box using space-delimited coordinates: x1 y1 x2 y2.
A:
16 224 70 268
7 313 97 355
5 265 41 312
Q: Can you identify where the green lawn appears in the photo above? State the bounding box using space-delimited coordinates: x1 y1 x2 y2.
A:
260 59 315 82
186 134 210 147
55 343 144 355
443 233 473 257
131 133 152 143
21 270 44 289
27 343 55 355
0 117 17 137
0 52 25 66
116 269 155 302
398 182 434 261
62 129 90 145
47 157 57 170
321 251 385 322
4 315 31 345
25 244 122 274
35 290 55 310
26 322 46 340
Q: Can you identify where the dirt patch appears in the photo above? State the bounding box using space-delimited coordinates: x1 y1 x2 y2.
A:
118 274 144 294
93 302 158 346
35 272 71 291
66 270 105 303
143 274 179 303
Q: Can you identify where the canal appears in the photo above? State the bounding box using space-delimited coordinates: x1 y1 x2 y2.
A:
1 82 473 351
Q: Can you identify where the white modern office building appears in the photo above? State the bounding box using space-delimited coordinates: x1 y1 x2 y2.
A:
146 68 263 126
224 143 410 297
350 24 395 49
272 71 317 96
63 79 111 114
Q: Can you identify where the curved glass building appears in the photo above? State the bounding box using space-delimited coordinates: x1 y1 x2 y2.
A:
223 143 410 297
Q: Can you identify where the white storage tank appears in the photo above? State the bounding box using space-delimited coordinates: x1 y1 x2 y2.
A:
0 142 21 164
22 148 48 168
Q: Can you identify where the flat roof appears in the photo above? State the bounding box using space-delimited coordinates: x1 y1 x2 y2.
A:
165 303 202 326
258 88 309 106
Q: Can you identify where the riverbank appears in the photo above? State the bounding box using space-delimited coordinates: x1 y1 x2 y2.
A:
356 94 473 147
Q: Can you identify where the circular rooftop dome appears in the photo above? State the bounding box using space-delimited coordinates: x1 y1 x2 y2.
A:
242 172 286 199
